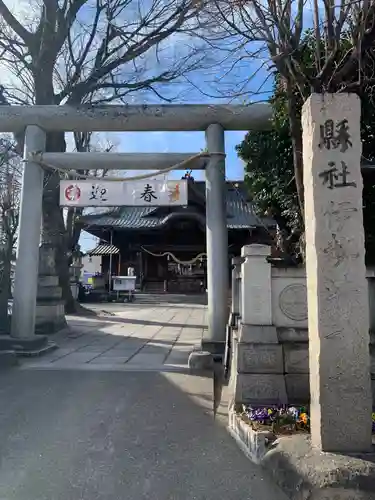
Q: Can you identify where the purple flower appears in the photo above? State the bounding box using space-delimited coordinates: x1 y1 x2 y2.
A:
288 407 299 419
249 408 269 421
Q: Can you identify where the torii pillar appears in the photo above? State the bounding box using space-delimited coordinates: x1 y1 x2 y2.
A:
203 123 228 355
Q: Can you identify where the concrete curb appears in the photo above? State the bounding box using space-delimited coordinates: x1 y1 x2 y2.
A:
228 409 274 464
228 410 375 499
262 435 375 500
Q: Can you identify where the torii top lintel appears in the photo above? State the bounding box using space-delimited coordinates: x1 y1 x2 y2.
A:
0 103 272 133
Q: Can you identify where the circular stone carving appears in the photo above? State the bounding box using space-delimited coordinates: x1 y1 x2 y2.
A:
279 284 308 321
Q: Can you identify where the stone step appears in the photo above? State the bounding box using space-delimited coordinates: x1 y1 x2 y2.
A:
144 282 165 292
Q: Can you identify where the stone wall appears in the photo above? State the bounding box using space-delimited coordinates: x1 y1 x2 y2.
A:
229 244 375 406
277 327 375 404
271 268 308 328
272 266 375 331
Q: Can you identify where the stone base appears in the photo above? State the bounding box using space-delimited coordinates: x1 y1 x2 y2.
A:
35 301 67 335
0 350 18 369
37 243 66 335
285 374 309 403
230 324 287 405
201 341 226 358
35 317 67 335
37 285 62 300
0 315 10 335
16 341 58 357
0 334 49 354
231 373 287 405
237 343 284 373
238 324 279 343
262 435 375 500
37 275 62 301
231 373 375 406
188 351 214 372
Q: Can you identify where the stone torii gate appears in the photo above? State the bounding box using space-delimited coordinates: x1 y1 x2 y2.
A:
0 104 271 355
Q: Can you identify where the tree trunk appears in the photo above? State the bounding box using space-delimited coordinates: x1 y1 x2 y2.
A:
42 132 78 314
56 244 77 313
286 83 305 219
0 235 13 335
0 250 9 334
32 68 81 314
285 82 306 261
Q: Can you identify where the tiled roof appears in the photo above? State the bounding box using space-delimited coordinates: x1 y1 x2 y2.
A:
87 244 119 255
81 181 275 231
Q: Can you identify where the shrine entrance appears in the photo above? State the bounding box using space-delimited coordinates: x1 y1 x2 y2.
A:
0 103 271 356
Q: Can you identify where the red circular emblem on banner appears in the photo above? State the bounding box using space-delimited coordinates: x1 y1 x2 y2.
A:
64 184 81 202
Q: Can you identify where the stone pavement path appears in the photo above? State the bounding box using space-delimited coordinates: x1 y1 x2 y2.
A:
21 300 207 371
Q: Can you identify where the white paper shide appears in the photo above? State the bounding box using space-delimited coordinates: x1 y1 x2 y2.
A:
60 179 188 207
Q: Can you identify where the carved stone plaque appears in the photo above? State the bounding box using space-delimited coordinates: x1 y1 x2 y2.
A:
238 344 283 373
279 284 308 321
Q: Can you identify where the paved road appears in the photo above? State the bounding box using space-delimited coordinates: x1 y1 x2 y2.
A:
0 370 289 500
1 298 289 500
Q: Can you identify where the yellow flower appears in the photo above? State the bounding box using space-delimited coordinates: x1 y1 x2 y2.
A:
268 409 273 415
299 413 308 425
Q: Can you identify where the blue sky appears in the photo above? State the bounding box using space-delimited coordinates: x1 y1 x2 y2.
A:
105 129 250 180
77 12 275 251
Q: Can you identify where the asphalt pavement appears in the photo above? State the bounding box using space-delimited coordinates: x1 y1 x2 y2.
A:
0 297 289 500
0 369 289 500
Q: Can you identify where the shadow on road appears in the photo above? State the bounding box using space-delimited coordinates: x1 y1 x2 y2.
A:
69 314 206 330
0 369 288 500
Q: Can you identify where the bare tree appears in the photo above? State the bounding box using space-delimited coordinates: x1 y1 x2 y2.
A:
61 130 115 312
0 136 21 333
0 0 207 313
211 0 375 215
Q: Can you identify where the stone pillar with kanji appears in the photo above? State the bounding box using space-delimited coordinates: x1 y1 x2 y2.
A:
302 93 372 452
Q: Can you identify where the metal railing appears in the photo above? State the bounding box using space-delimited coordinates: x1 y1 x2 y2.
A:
229 257 244 328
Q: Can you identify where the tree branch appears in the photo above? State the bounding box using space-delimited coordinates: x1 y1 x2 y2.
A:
0 0 33 46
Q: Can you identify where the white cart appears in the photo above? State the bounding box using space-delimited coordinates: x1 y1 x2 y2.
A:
112 276 137 302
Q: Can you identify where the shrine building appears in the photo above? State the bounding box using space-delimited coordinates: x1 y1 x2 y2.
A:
81 180 275 293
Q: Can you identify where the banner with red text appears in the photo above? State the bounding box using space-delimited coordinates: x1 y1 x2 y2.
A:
60 179 188 207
